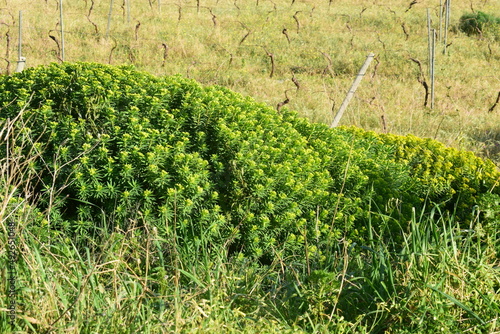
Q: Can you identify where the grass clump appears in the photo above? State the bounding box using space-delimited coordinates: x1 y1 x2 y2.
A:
459 11 500 40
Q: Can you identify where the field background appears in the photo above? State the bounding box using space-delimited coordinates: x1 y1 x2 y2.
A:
1 0 499 164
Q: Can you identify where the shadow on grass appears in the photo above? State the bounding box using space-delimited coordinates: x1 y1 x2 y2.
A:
469 126 500 166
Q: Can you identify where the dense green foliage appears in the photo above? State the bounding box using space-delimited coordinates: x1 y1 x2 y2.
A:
1 62 499 333
1 62 499 261
459 11 500 40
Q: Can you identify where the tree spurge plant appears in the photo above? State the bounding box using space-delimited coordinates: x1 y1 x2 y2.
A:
0 62 499 264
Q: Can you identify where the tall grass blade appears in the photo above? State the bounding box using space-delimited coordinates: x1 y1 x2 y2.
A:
427 284 486 325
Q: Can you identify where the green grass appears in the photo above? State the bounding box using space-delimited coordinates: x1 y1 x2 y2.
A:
2 185 499 333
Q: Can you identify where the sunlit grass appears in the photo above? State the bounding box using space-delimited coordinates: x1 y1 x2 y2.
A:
1 0 499 163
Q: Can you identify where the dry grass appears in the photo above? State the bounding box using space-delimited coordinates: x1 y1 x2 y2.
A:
1 1 499 160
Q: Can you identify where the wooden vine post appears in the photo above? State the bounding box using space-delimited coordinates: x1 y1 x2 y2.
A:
427 8 432 79
126 0 131 23
60 0 65 61
427 9 437 109
443 0 450 54
330 52 375 128
106 0 114 39
15 11 25 73
430 29 436 109
18 11 22 60
438 0 443 42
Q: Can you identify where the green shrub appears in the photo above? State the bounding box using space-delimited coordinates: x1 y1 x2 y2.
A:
284 116 500 242
0 62 498 265
459 11 500 40
0 63 228 252
0 62 342 263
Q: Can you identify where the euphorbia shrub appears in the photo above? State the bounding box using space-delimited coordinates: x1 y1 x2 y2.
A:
0 62 498 265
287 117 500 235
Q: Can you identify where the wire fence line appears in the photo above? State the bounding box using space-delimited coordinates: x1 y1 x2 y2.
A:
1 1 498 111
4 18 497 81
1 1 498 136
0 2 453 44
0 11 390 77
